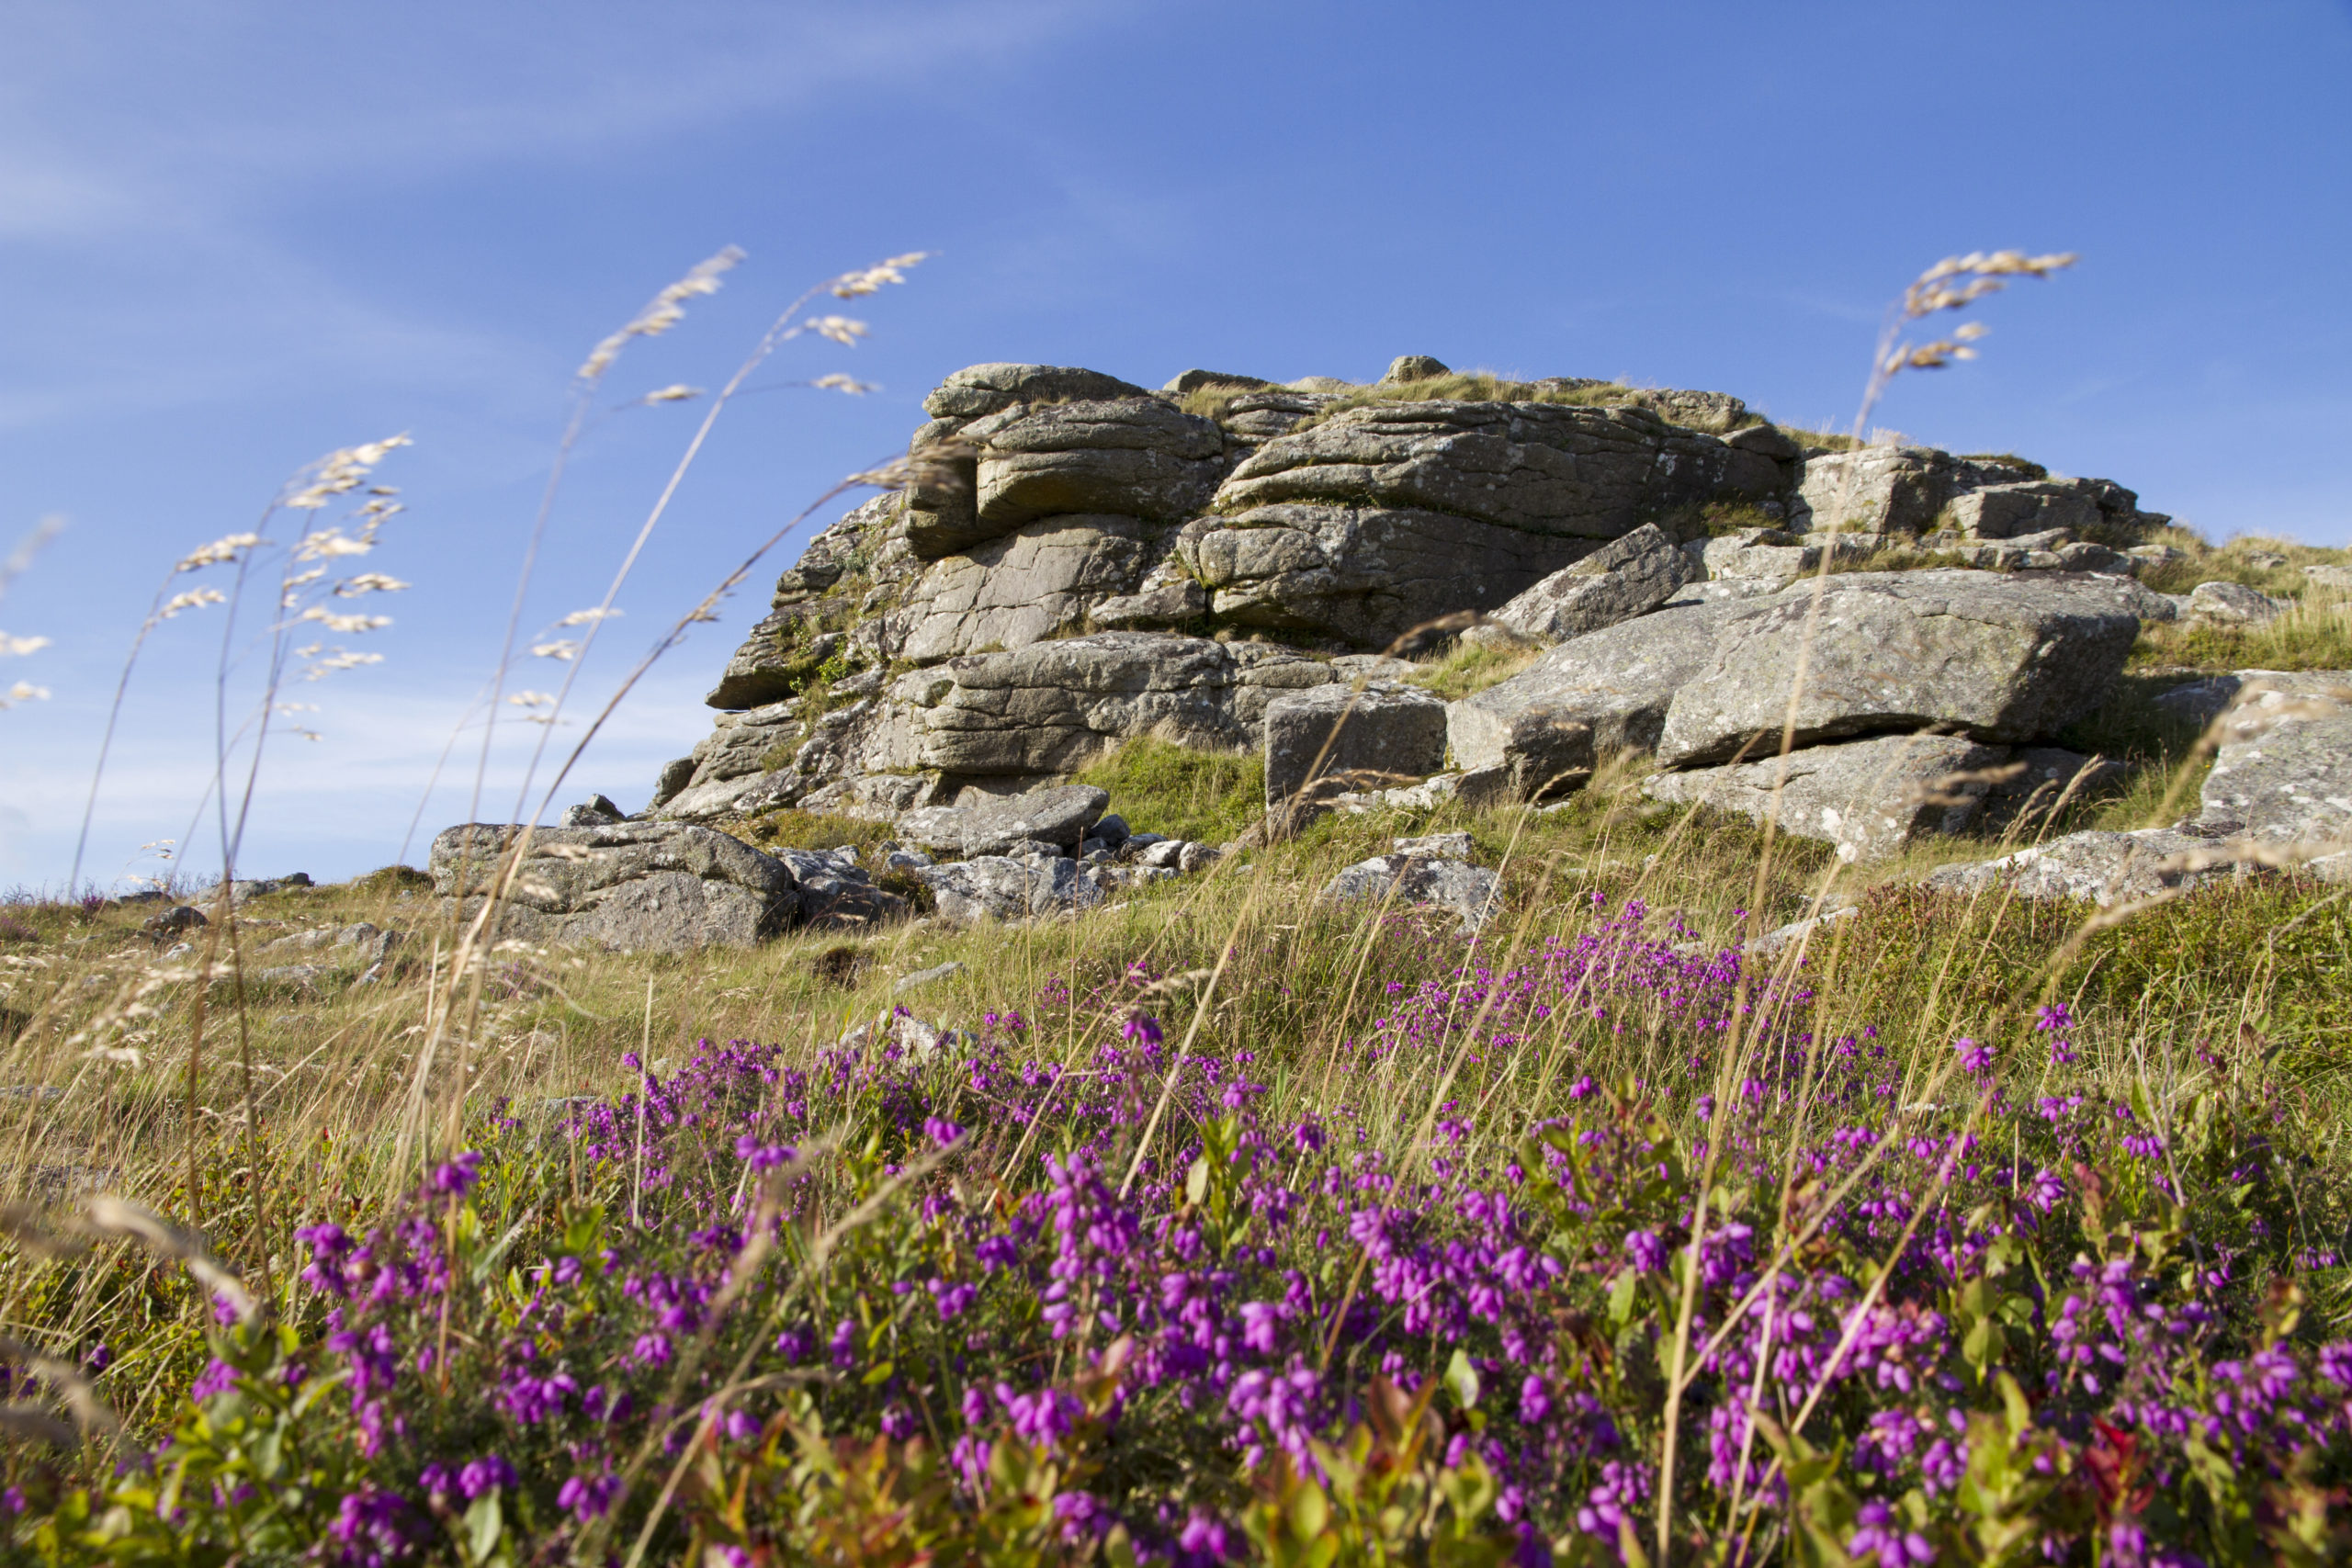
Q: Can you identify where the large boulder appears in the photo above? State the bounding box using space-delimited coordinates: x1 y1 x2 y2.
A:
897 784 1110 857
1261 681 1449 812
1481 523 1691 645
1449 599 1745 773
1653 570 2146 768
428 821 800 952
917 855 1106 926
1178 504 1595 649
1213 401 1781 539
1645 733 2013 863
2193 674 2352 854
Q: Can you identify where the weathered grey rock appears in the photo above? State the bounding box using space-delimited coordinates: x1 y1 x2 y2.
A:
1262 681 1449 812
1181 504 1599 649
1395 831 1474 859
1745 903 1858 957
1218 391 1337 444
1696 529 1821 582
1482 523 1691 645
915 855 1105 926
2187 581 2288 624
1921 829 2234 905
886 515 1168 663
1318 852 1500 933
967 399 1227 535
1135 839 1188 869
1089 577 1209 630
905 632 1338 779
1450 600 1744 775
1162 369 1271 395
765 847 909 930
1941 480 2103 540
2193 675 2352 852
705 495 922 709
2305 564 2352 592
1789 446 1954 536
1654 570 2146 768
560 797 624 828
1091 814 1131 848
896 784 1109 857
1382 355 1451 384
895 960 964 995
429 821 800 952
1724 423 1803 461
1645 733 2014 863
922 363 1151 421
1177 841 1223 874
648 757 696 809
1215 401 1779 539
143 905 208 936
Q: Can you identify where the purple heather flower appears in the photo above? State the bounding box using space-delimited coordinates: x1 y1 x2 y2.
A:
1847 1499 1935 1565
428 1151 484 1197
458 1455 515 1500
188 1358 240 1404
1624 1229 1668 1274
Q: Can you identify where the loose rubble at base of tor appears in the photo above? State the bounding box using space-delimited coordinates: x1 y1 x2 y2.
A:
383 355 2348 952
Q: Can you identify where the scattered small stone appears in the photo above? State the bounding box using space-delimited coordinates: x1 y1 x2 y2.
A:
1176 842 1223 875
1393 832 1474 861
1320 854 1500 934
1136 840 1188 870
895 961 964 995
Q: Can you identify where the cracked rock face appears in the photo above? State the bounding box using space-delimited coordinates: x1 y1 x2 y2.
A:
903 632 1340 780
1653 570 2145 768
968 399 1229 533
882 514 1170 664
1214 400 1780 538
1645 732 2014 863
1179 504 1597 650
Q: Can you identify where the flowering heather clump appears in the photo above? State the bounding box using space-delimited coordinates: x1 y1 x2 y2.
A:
9 899 2352 1564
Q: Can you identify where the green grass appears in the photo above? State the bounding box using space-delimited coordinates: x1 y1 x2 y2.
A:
1072 736 1267 843
2130 594 2352 673
1406 637 1540 701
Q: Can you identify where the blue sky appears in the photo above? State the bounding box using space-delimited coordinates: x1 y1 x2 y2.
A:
5 0 2348 890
